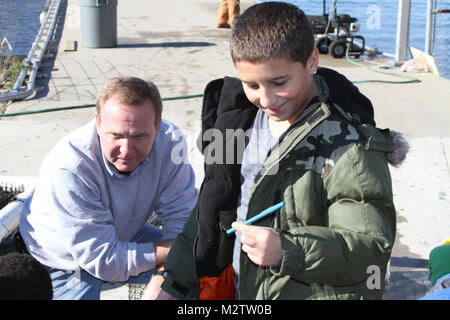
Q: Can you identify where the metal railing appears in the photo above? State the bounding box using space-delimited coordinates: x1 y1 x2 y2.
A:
0 0 62 103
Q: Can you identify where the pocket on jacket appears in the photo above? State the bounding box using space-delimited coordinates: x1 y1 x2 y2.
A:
264 274 364 300
263 274 312 299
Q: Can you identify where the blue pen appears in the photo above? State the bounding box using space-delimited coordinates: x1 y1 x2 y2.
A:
226 201 286 235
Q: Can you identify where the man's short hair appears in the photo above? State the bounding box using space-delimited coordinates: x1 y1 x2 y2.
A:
230 1 314 66
0 252 53 300
96 76 162 126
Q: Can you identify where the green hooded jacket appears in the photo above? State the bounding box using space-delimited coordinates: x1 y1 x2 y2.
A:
161 69 404 300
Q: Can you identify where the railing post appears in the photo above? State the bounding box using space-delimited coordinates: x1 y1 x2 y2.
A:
395 0 412 66
425 0 434 55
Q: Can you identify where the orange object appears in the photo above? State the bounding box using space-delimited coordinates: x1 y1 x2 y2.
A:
216 0 240 28
198 263 235 300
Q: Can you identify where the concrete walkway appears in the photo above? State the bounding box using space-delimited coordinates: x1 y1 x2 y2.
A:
1 0 449 300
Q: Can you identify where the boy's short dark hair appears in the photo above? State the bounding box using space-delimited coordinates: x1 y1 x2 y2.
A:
230 1 314 66
0 252 53 300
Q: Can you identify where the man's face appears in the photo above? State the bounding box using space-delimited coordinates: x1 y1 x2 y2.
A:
96 94 160 174
235 51 319 125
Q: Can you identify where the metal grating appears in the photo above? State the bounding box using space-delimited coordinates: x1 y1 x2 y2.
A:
0 189 15 210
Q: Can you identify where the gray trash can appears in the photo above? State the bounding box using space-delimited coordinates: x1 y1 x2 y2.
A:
79 0 117 48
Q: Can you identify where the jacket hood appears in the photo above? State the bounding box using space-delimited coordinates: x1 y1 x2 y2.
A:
387 130 410 167
316 67 375 126
316 68 409 168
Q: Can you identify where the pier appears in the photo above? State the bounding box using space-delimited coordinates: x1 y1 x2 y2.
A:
1 0 449 300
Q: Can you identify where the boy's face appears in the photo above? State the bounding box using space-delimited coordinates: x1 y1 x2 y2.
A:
235 50 319 124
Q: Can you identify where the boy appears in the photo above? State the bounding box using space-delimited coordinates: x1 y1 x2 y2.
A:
145 2 407 300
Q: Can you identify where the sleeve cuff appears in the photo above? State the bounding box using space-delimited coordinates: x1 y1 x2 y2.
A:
161 272 198 300
270 231 305 277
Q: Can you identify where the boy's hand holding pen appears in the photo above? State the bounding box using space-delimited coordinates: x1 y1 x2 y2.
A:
229 201 285 267
226 201 286 234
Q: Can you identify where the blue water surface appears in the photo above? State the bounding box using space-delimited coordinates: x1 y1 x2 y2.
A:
0 0 47 57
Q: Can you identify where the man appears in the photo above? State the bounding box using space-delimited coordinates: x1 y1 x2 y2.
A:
19 77 197 299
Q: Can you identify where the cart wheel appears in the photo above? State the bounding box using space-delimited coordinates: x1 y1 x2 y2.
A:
329 40 347 58
315 37 329 54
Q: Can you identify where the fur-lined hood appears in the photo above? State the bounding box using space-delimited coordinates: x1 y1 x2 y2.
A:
387 130 410 167
316 67 409 168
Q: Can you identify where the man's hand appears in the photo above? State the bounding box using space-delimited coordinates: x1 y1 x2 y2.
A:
140 239 179 300
231 222 282 266
140 270 178 300
153 239 174 267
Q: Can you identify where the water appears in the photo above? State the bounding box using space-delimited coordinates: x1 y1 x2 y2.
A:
0 0 48 57
258 0 450 79
0 0 448 78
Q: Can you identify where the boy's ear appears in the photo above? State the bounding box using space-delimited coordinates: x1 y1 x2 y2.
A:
308 48 320 75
